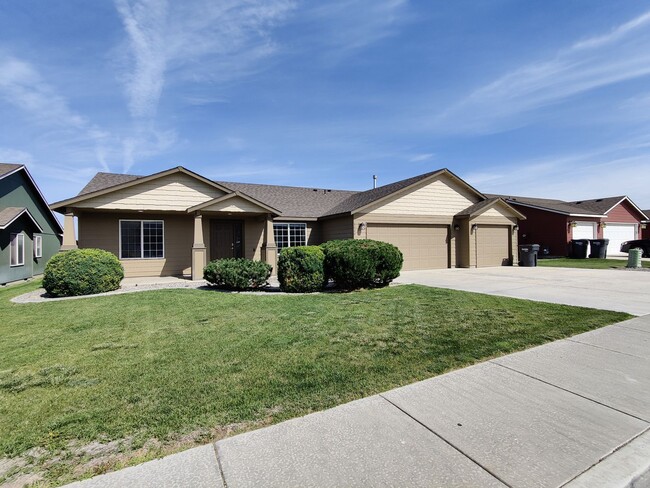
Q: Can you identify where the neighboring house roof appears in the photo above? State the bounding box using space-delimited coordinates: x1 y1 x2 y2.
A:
456 197 527 220
0 163 23 178
492 193 648 220
0 163 64 234
0 207 44 232
643 210 650 223
489 194 605 217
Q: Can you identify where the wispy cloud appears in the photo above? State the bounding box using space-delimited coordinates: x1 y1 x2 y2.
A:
114 0 295 119
409 153 434 162
0 147 33 164
437 10 650 134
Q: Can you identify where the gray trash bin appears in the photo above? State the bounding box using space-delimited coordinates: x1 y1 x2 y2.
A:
519 244 540 267
588 239 609 259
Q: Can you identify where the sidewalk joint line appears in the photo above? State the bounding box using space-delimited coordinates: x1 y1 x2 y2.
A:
213 443 228 488
378 394 513 488
490 361 650 423
564 338 646 359
558 425 650 487
616 323 650 335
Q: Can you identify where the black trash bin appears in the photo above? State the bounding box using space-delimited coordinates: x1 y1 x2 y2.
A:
519 244 540 267
589 239 609 259
569 239 589 259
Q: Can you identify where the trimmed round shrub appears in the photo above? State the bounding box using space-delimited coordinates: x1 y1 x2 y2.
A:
203 258 272 290
278 246 325 293
320 239 403 290
43 248 124 297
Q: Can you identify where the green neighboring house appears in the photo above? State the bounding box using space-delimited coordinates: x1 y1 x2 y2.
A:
0 164 63 285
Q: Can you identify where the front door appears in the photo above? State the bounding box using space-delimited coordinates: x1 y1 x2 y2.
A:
210 220 243 259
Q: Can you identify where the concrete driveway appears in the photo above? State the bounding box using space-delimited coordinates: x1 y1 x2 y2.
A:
395 266 650 316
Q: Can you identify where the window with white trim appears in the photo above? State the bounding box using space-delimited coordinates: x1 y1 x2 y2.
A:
10 233 24 266
273 223 306 250
119 220 164 259
34 235 43 258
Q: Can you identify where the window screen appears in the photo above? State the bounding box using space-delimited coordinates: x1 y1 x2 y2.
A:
273 223 306 250
120 220 164 259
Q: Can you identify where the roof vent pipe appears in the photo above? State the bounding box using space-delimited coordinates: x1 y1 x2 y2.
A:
373 175 377 189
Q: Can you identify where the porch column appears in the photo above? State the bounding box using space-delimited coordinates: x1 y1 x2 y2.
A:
60 208 78 251
191 212 207 280
261 214 278 275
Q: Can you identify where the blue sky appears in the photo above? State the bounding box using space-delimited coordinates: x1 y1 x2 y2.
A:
1 1 650 208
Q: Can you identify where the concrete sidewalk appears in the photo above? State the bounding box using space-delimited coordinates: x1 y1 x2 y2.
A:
395 267 650 316
67 314 650 488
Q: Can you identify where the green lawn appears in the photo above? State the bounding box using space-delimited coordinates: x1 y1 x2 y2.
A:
0 281 629 486
538 257 650 269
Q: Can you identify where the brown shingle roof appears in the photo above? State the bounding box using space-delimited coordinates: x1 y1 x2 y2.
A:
0 163 23 178
0 206 43 231
567 196 627 215
215 181 356 218
78 172 143 195
489 194 605 216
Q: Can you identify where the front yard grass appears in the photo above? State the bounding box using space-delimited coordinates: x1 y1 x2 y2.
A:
0 280 630 486
538 257 650 269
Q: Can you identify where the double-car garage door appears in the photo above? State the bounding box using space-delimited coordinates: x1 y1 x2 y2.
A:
366 224 448 271
366 223 512 270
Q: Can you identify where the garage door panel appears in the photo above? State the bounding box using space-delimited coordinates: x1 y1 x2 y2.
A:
604 224 636 256
366 224 448 271
476 225 511 267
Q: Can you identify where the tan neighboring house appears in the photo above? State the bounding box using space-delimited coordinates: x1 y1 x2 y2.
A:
50 166 525 279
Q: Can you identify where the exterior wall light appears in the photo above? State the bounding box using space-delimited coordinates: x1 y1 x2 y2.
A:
453 224 461 231
568 221 577 229
513 225 519 232
358 222 367 232
471 224 478 232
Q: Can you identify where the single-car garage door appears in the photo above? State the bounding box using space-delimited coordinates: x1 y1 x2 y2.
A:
604 224 637 256
366 223 448 271
475 225 511 267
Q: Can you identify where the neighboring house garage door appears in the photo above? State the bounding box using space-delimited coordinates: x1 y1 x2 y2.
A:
475 225 511 267
366 223 448 271
604 224 636 256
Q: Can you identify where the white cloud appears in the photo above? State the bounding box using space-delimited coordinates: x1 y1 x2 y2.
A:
409 153 434 162
114 0 295 118
437 10 650 134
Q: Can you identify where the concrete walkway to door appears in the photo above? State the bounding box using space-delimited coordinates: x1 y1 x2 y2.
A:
394 267 650 316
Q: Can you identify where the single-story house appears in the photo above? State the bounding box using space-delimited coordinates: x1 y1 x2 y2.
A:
1 163 63 285
50 166 525 279
492 194 648 257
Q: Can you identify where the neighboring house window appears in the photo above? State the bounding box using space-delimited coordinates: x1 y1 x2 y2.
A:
10 233 24 266
119 220 164 259
34 235 43 258
273 223 307 250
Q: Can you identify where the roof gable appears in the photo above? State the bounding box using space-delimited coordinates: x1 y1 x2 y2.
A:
51 167 231 212
0 164 63 234
456 197 526 220
0 207 44 231
188 192 280 214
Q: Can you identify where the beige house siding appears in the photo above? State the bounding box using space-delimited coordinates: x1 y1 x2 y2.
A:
78 211 193 277
364 176 480 216
320 216 353 242
74 173 224 211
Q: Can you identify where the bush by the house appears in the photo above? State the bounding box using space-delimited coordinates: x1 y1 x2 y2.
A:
203 258 272 290
277 246 325 293
43 248 124 297
320 239 403 290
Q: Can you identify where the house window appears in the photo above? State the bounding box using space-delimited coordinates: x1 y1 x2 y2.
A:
119 220 164 259
10 233 24 266
273 223 307 250
34 235 43 258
